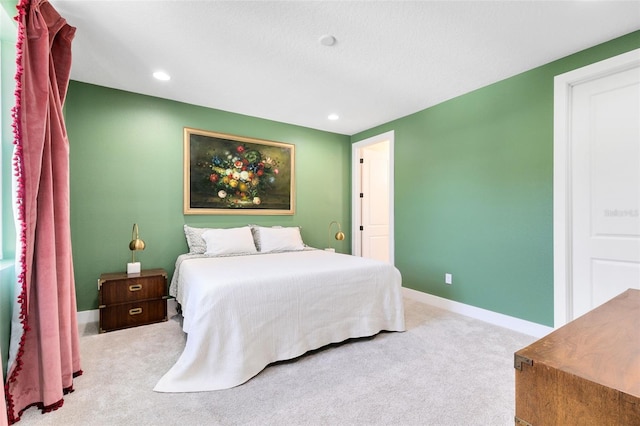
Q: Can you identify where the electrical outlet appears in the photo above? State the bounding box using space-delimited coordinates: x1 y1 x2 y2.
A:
445 273 453 285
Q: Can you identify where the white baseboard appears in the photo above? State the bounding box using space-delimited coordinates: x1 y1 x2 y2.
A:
402 287 553 338
79 294 551 338
77 308 99 325
76 299 178 327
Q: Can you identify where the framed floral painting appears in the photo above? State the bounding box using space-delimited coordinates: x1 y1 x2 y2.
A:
183 128 295 215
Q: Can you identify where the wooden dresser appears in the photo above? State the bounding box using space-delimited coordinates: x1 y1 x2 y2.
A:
514 288 640 425
98 268 168 333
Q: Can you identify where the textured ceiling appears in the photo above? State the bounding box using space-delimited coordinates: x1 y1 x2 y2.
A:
50 1 640 135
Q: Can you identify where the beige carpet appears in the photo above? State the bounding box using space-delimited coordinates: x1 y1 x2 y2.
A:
18 298 535 425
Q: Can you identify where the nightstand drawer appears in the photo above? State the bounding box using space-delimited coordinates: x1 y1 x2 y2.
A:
99 299 167 333
98 268 168 333
99 274 166 305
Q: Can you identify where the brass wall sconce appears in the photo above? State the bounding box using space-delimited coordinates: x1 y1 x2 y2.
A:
327 220 345 251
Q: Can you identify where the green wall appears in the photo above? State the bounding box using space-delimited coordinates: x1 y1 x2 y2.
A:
65 83 351 312
353 31 640 327
3 1 639 341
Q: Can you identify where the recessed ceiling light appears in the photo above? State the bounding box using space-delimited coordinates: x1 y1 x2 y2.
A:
153 71 171 81
328 113 339 121
319 35 337 47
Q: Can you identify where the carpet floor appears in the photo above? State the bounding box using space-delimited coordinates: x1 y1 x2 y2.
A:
18 297 536 425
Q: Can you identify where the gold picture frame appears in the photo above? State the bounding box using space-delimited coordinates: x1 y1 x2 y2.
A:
183 128 295 215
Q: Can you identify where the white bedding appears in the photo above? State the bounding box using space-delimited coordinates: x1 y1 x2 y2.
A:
154 249 405 393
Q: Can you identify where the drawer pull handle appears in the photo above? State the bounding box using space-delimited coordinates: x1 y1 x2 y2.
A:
129 284 142 292
129 307 143 316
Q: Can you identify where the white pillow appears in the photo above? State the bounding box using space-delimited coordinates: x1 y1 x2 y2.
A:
248 224 283 251
202 227 257 256
256 226 304 253
184 225 210 254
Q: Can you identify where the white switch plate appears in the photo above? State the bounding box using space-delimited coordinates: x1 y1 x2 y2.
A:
445 273 452 285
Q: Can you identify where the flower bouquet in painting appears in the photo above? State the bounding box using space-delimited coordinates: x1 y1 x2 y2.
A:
185 128 294 215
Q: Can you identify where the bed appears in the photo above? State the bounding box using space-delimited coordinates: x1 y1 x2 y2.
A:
153 225 405 393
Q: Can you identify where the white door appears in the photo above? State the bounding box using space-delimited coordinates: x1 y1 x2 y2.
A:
352 131 395 264
572 67 640 318
361 142 390 262
554 49 640 325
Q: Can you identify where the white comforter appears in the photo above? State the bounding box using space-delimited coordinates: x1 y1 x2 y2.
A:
154 249 405 393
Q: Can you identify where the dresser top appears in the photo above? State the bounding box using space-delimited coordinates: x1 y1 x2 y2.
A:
516 289 639 397
99 268 167 282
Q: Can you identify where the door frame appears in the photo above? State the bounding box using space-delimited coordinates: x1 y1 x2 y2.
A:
352 131 395 264
553 48 640 327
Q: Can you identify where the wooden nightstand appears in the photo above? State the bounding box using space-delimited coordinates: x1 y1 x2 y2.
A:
98 268 168 333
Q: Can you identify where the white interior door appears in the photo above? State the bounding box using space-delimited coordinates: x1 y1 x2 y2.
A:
571 66 640 318
352 131 394 264
361 142 390 262
554 49 640 326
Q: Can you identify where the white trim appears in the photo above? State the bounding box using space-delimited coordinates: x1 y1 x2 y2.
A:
351 131 395 264
403 287 553 339
553 48 640 328
81 293 552 339
76 308 98 326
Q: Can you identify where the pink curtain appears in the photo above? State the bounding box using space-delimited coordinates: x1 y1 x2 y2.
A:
5 0 81 423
